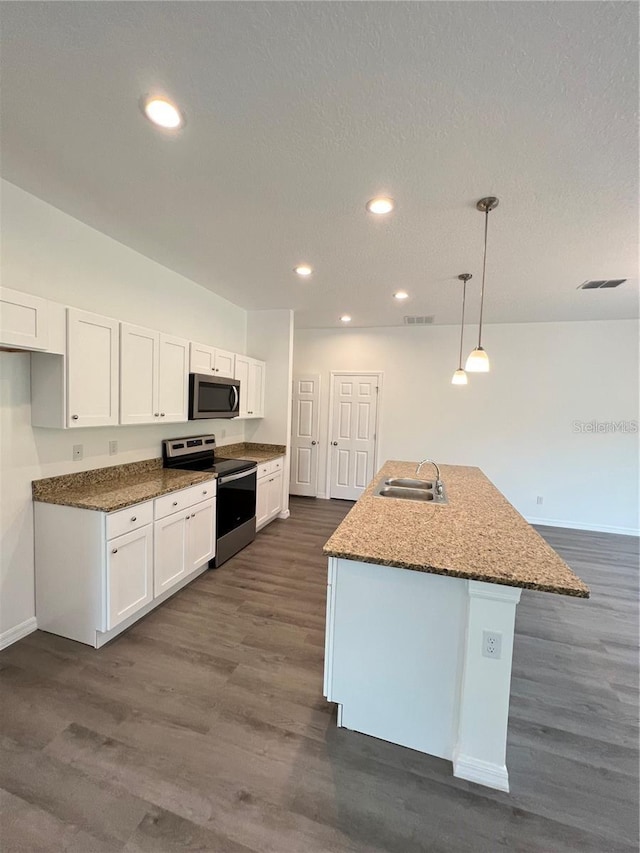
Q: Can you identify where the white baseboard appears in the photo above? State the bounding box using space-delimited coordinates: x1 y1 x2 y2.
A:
278 509 290 520
453 753 510 792
0 616 37 650
526 516 639 536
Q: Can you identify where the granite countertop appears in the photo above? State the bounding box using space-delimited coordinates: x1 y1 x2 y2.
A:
220 442 286 464
32 459 216 513
323 461 590 598
32 443 286 513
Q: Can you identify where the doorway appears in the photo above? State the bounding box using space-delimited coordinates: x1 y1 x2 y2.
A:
289 374 321 497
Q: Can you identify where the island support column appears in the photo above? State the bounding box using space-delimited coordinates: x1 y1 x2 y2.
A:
453 580 522 792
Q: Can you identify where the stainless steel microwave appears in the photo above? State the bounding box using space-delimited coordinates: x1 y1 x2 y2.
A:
188 374 240 419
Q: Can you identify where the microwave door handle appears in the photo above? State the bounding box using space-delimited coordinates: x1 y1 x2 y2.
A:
231 385 239 412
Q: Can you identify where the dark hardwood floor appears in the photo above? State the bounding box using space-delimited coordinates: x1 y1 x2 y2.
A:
1 498 638 852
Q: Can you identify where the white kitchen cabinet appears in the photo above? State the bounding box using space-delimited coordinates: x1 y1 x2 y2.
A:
0 287 49 350
34 479 216 648
256 458 284 531
234 354 266 418
106 524 153 630
190 342 235 378
67 308 119 427
120 323 188 425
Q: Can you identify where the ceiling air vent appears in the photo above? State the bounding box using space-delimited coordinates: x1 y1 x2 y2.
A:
403 315 434 326
578 279 627 290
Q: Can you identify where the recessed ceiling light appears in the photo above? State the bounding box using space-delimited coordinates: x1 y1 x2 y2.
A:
294 265 313 277
141 96 185 130
340 315 352 323
393 291 409 300
366 197 395 215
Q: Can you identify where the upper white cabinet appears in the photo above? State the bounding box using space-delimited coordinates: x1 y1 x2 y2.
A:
235 354 266 418
0 287 49 351
190 342 235 378
67 309 120 427
120 323 188 425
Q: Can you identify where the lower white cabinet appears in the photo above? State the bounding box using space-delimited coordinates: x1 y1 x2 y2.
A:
106 524 153 630
256 458 283 530
154 497 215 596
34 478 216 648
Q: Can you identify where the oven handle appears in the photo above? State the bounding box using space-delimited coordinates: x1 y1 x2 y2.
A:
218 467 257 485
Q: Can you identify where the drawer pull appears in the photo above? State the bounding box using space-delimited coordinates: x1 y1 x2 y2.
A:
202 490 208 495
172 501 178 506
112 548 118 554
71 415 79 420
131 516 137 522
191 513 195 518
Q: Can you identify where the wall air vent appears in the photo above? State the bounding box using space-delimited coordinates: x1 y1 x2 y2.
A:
403 315 434 326
578 279 627 290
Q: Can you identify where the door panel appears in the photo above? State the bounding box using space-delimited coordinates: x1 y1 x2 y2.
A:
290 374 321 497
120 323 158 424
329 374 379 500
158 334 188 422
187 499 215 572
67 308 119 427
154 512 187 597
106 525 153 629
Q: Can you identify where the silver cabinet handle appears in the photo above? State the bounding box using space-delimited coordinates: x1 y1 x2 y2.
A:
202 490 208 495
332 441 338 446
172 501 178 506
186 515 190 520
154 413 159 417
112 548 118 554
160 413 165 417
191 513 195 518
131 516 137 522
72 415 79 420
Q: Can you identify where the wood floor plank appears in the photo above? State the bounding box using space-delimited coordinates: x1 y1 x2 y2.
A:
0 497 637 852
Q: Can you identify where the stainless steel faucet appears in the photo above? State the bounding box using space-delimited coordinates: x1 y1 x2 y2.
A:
416 459 444 496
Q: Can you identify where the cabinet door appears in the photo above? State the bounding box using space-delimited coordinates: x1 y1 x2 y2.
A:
190 342 216 374
186 498 215 572
234 355 251 417
0 287 49 350
120 323 159 424
249 359 265 418
256 476 270 529
67 308 119 427
214 348 235 378
158 334 189 422
154 511 188 597
106 525 153 630
267 471 283 520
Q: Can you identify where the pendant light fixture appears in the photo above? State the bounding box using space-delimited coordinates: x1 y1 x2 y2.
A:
452 273 472 385
466 196 499 373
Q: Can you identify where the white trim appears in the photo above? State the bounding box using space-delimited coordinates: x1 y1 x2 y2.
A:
468 580 522 604
527 515 639 537
453 752 510 792
325 371 384 501
0 616 37 650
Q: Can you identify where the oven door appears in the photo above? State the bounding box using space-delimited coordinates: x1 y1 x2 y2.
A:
216 469 257 538
189 374 240 420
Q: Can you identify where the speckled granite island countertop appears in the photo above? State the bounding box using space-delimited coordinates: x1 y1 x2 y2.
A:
323 461 589 598
32 459 216 513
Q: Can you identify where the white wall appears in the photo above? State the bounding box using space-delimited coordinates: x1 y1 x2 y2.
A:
245 309 294 517
0 181 249 643
294 320 639 535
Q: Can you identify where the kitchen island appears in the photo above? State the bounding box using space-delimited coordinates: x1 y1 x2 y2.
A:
322 461 589 792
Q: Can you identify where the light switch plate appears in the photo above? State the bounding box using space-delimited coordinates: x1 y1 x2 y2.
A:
73 444 83 461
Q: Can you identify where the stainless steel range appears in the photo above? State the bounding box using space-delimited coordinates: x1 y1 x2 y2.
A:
163 435 257 567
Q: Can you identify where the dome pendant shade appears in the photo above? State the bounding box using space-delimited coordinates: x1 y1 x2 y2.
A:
465 346 490 373
451 369 468 385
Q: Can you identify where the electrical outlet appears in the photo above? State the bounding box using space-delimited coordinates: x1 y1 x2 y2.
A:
109 440 118 456
482 631 502 660
536 495 544 505
72 444 83 461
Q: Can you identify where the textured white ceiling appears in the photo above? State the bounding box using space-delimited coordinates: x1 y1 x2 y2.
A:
1 2 637 328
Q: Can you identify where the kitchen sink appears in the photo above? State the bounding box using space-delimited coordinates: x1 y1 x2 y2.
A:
374 477 448 504
385 477 433 490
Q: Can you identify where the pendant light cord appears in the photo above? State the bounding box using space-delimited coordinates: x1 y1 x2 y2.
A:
478 208 489 347
458 279 467 370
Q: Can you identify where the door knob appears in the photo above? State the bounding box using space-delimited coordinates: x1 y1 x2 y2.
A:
311 440 317 446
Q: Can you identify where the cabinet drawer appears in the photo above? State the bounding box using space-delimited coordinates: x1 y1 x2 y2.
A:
106 501 153 540
257 457 284 480
154 479 217 520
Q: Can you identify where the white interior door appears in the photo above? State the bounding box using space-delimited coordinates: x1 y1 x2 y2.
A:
290 375 321 497
329 374 379 500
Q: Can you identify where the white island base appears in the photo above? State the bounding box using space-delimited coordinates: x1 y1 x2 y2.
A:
323 557 522 792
